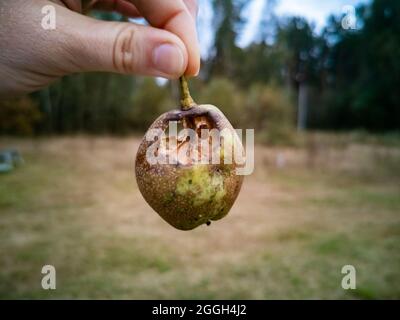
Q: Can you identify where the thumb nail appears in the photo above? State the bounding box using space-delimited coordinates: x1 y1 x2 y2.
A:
152 43 185 76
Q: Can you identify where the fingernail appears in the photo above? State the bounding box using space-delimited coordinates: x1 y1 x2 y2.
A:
152 43 185 76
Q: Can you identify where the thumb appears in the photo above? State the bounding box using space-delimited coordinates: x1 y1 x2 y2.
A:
64 14 189 78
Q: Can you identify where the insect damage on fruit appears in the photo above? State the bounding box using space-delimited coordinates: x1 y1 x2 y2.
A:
135 76 245 231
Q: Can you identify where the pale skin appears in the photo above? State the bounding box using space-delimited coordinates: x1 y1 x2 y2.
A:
0 0 200 96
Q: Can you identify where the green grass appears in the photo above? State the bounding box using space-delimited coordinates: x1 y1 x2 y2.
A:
0 136 399 299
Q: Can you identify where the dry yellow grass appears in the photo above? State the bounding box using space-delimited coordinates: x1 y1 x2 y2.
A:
0 135 399 299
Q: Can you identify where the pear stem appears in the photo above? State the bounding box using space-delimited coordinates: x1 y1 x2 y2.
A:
179 76 195 110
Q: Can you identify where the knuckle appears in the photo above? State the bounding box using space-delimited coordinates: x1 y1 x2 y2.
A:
112 25 139 74
158 8 186 29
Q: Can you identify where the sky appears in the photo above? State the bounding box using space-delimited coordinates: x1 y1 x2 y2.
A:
198 0 370 57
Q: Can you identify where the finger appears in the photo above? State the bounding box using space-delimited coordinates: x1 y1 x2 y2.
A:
67 14 188 78
183 0 198 20
90 0 141 17
129 0 200 76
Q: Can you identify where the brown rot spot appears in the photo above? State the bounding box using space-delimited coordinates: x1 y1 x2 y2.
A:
134 77 244 231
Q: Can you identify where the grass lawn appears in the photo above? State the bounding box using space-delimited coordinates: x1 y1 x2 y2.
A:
0 135 399 299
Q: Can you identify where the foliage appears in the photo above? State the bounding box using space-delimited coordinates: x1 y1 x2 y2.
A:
318 0 400 131
127 78 175 131
208 0 249 78
199 78 244 127
31 73 137 134
0 96 42 135
245 84 295 144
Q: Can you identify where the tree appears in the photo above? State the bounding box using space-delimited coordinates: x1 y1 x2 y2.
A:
320 0 400 130
208 0 249 78
276 17 318 130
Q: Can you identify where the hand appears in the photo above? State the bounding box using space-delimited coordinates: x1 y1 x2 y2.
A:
0 0 200 96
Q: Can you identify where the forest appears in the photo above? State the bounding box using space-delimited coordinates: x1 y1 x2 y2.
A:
0 0 399 141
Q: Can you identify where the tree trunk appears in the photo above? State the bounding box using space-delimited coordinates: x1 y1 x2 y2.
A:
297 82 308 131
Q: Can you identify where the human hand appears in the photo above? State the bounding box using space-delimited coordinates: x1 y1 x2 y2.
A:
0 0 200 96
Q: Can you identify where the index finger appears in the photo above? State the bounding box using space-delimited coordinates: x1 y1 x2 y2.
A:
129 0 200 76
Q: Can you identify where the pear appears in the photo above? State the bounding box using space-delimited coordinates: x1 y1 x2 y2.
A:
135 77 244 230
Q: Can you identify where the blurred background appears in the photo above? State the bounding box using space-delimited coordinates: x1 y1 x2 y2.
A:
0 0 399 299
